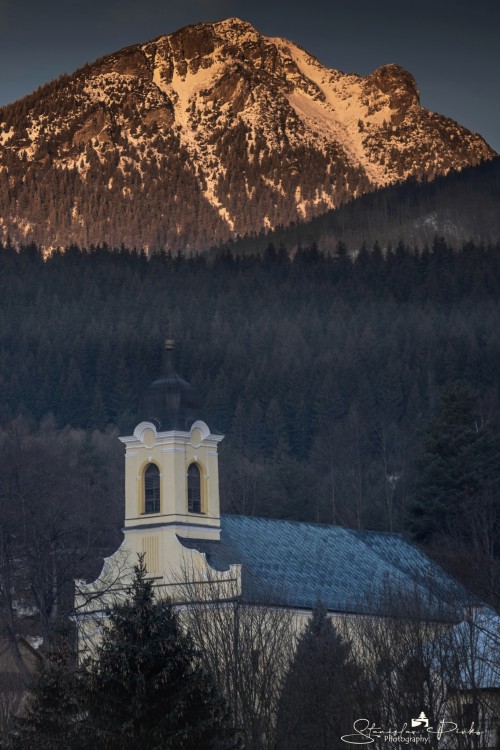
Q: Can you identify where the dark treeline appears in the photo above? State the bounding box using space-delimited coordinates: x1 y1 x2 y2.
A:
2 239 500 573
231 156 500 255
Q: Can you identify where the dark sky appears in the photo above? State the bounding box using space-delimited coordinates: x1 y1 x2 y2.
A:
1 0 498 151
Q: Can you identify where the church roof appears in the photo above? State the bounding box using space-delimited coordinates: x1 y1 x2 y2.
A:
179 515 469 617
138 372 204 431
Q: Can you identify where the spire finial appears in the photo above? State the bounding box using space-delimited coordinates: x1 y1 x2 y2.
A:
165 337 175 374
164 311 175 374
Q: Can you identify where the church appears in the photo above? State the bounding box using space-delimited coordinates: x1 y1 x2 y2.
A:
72 339 500 750
75 339 467 640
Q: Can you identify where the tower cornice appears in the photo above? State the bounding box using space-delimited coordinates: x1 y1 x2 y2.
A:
119 420 224 446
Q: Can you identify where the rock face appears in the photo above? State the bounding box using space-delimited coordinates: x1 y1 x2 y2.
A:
0 18 495 250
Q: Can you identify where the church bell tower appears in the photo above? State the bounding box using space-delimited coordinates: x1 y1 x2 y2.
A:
118 339 223 573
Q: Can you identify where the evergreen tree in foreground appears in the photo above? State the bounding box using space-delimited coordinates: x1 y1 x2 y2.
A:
275 602 362 750
409 382 500 546
10 557 237 750
7 645 80 750
83 557 237 750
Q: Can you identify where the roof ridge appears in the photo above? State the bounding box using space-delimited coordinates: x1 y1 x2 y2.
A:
221 513 405 539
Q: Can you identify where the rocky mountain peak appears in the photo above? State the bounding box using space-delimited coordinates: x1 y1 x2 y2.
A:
368 64 420 110
213 17 261 40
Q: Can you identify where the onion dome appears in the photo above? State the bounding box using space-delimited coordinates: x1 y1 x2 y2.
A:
137 339 204 431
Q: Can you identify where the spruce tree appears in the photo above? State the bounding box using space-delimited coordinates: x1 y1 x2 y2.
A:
82 557 236 750
409 382 500 545
9 646 80 750
275 602 361 750
8 558 237 750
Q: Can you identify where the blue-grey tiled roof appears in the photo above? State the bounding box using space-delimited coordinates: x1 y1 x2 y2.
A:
179 515 468 616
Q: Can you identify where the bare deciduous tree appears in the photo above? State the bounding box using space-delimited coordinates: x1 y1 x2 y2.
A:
344 582 500 750
173 557 295 750
0 418 123 735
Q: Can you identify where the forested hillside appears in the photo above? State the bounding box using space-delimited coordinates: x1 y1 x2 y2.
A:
232 156 500 254
1 237 500 518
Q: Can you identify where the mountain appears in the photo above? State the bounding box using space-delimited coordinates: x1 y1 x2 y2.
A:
0 18 495 251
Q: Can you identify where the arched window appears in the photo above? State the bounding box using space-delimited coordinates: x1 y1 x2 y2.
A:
187 464 201 514
144 464 160 514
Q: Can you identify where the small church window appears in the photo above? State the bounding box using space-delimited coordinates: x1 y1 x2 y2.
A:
144 464 160 514
187 464 201 514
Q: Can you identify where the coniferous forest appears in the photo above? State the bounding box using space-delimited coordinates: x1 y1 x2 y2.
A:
232 156 500 255
4 236 500 750
3 237 500 595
